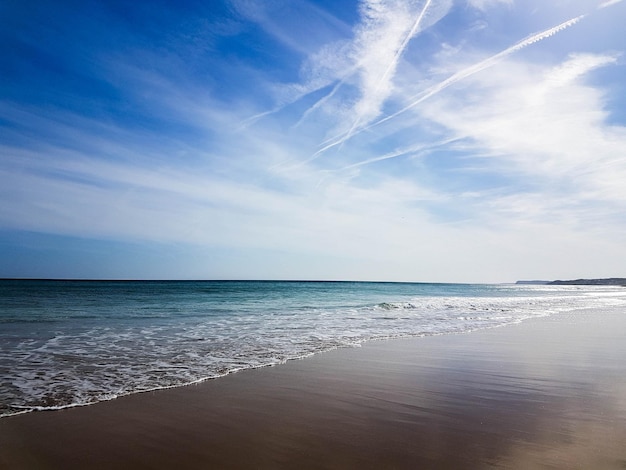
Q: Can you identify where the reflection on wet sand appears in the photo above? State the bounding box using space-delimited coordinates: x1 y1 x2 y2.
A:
1 309 625 469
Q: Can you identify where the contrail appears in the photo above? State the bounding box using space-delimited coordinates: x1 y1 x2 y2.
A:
380 0 434 89
340 0 435 148
241 67 356 131
599 0 623 8
370 14 585 129
337 136 460 171
313 14 585 158
261 0 435 133
292 80 344 129
237 108 279 131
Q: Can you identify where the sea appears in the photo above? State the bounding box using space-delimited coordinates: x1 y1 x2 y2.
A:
2 279 625 418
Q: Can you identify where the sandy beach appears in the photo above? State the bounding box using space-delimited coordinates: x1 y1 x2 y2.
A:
2 308 625 469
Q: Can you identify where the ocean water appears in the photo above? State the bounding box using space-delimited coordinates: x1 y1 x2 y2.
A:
1 280 625 417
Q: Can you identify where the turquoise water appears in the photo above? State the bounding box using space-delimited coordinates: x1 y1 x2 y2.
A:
1 280 625 417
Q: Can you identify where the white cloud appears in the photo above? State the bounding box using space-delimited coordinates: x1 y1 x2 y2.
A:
417 52 626 232
370 14 585 130
338 0 453 139
309 12 585 159
467 0 513 10
269 0 453 144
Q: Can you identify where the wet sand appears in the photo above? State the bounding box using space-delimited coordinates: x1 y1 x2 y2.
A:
2 308 626 469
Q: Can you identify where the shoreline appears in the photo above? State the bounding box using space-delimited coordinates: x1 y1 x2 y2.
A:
0 313 546 420
0 309 549 420
2 308 626 468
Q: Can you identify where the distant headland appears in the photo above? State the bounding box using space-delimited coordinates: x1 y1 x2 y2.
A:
516 278 626 286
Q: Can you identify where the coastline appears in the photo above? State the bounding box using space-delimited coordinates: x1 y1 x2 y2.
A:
2 308 625 469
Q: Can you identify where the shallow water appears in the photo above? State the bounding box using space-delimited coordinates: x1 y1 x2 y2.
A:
2 280 625 416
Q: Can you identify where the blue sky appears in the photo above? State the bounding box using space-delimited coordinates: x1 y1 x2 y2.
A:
1 0 625 282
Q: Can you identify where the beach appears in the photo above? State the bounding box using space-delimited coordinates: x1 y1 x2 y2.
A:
2 307 625 469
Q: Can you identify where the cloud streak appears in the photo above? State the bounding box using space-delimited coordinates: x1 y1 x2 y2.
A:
375 15 585 121
418 52 625 218
279 0 453 163
599 0 624 8
315 14 584 156
336 137 459 171
340 0 436 145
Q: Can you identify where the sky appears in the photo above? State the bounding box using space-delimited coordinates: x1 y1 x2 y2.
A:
1 0 625 282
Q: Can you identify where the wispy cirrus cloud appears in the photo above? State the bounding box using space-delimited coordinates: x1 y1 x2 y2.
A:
418 52 626 226
466 0 513 11
315 13 585 156
339 0 452 139
245 1 453 134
